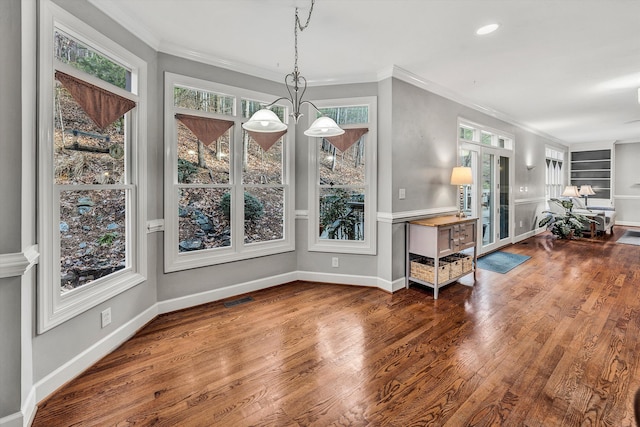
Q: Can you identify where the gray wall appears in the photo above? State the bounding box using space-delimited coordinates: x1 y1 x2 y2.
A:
388 78 563 280
0 0 25 419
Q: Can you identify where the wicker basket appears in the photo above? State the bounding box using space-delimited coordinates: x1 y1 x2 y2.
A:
450 253 473 274
442 255 463 277
410 255 450 284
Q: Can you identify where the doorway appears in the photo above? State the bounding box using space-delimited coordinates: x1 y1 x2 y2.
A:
460 145 513 254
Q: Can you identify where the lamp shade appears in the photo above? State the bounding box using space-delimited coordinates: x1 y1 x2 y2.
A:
450 166 473 185
579 185 596 196
561 185 580 197
242 109 288 133
303 116 345 137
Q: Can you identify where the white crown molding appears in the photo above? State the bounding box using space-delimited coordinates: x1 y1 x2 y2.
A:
0 245 39 279
612 139 640 145
388 66 568 147
569 141 616 151
157 39 380 87
87 0 161 50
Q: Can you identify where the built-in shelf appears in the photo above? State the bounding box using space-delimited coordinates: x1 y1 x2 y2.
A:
570 149 611 200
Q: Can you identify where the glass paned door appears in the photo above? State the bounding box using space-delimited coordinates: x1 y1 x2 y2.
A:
482 153 495 248
459 149 477 218
499 156 510 240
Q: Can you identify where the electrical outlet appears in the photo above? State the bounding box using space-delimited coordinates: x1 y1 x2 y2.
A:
399 188 406 200
101 307 111 328
332 257 339 268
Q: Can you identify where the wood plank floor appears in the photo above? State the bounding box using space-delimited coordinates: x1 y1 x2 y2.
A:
33 228 640 426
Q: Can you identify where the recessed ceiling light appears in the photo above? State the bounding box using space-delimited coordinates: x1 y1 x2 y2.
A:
476 23 500 35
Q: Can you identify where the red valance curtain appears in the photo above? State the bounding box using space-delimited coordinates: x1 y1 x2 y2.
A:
246 130 287 152
325 128 369 152
55 71 136 130
175 114 234 146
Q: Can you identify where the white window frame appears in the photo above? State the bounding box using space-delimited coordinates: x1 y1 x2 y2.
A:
458 118 513 150
163 73 295 272
307 97 377 255
37 1 147 333
545 146 566 199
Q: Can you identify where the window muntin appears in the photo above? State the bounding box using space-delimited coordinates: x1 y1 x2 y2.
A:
458 120 513 150
165 74 294 271
308 98 377 254
39 1 147 332
545 147 565 199
174 85 234 115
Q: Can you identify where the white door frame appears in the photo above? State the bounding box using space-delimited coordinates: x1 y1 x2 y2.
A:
461 143 514 255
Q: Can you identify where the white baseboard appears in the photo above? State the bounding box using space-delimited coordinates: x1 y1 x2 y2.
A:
30 269 406 414
296 270 379 287
514 228 544 243
157 271 298 314
296 271 406 293
614 220 640 227
0 385 36 427
34 304 158 404
388 277 406 292
0 412 22 427
21 387 36 427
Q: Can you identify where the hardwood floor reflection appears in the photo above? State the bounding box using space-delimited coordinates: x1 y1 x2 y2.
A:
33 228 640 426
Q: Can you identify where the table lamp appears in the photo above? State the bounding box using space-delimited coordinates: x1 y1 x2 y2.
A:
451 166 473 218
579 185 596 206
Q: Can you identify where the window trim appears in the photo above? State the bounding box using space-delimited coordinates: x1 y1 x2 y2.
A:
37 0 147 333
545 146 566 199
458 118 514 150
307 96 377 255
163 72 295 272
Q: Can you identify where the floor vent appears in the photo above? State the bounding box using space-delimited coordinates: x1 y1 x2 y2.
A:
223 296 254 308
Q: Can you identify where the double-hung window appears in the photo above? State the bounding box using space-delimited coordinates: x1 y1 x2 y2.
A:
308 97 377 254
164 73 294 271
38 1 147 332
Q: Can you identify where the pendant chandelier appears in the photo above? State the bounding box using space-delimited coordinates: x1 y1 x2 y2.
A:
241 0 344 137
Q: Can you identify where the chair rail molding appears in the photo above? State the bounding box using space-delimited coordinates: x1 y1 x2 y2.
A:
378 206 458 224
0 245 39 279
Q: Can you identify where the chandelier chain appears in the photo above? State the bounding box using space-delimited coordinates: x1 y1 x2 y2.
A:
293 0 315 72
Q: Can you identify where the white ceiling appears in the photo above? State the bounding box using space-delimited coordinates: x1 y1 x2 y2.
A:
91 0 640 145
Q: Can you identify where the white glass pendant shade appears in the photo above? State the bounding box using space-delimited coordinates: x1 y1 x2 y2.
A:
242 109 288 133
304 116 345 137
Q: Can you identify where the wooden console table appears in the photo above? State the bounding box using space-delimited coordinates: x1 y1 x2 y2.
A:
406 215 478 299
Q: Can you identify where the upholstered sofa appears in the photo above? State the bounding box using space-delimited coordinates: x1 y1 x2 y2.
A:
572 198 616 236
